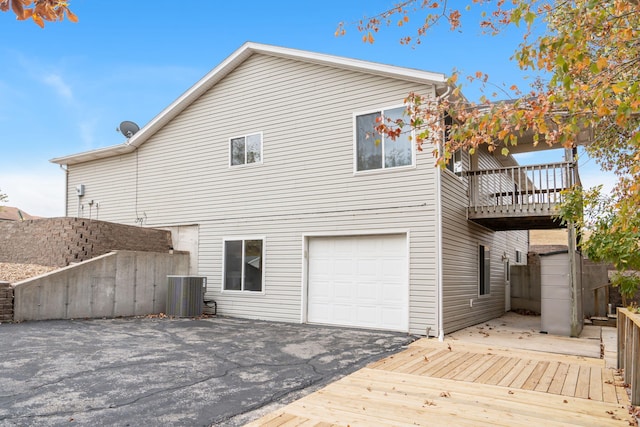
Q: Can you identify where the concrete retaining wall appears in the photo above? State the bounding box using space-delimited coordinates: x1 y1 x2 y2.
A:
13 250 189 322
0 218 172 267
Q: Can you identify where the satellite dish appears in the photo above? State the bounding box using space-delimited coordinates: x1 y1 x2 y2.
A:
117 121 140 138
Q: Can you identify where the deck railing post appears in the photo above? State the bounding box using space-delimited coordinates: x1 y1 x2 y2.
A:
618 308 640 405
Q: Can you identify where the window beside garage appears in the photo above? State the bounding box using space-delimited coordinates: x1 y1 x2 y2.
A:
479 244 490 296
223 239 264 292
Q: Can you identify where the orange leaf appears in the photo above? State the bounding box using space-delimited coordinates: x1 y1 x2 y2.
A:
11 0 24 19
597 57 607 71
32 13 44 28
66 9 78 23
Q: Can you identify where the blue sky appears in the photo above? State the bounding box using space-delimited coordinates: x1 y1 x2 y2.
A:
0 0 613 217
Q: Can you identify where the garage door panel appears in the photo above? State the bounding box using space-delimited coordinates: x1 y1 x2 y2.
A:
333 282 354 300
334 259 355 275
308 234 408 332
308 284 330 299
333 304 355 322
356 306 379 326
382 288 403 302
356 282 380 300
307 305 328 320
383 259 405 275
381 308 404 329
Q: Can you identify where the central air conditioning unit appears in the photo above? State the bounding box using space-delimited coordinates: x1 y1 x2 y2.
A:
166 276 207 317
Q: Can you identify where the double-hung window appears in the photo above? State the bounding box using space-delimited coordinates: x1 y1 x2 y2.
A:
355 107 414 172
230 132 262 166
223 239 264 292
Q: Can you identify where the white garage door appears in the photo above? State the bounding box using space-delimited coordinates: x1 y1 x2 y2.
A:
307 234 408 332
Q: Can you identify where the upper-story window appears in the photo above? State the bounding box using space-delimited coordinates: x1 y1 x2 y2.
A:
446 149 463 176
230 132 262 166
443 113 463 176
355 107 414 172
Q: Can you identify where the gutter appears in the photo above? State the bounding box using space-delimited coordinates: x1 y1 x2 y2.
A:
59 164 68 217
435 83 453 341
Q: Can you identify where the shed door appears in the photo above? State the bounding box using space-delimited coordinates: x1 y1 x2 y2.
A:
307 234 408 332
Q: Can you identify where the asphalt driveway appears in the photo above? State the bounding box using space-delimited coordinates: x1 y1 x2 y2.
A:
0 317 414 426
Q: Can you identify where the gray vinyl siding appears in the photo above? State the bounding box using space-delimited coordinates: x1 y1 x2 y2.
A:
65 53 440 335
440 149 528 334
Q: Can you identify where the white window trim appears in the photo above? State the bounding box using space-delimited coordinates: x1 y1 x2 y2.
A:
353 105 416 175
228 131 264 167
444 148 463 178
478 243 491 297
221 236 266 294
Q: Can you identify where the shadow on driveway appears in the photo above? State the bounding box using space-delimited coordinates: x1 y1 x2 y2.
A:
0 317 415 426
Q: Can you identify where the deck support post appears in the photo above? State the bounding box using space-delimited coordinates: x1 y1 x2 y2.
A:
568 221 581 337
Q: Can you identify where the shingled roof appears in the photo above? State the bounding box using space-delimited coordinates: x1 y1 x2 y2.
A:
0 206 40 221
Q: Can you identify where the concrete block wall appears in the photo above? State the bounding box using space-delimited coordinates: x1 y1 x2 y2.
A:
0 218 172 267
0 281 12 322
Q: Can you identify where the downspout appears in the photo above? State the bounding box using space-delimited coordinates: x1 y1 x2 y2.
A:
435 83 452 341
59 164 68 217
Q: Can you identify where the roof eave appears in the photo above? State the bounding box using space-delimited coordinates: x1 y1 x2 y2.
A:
52 42 449 166
50 143 135 165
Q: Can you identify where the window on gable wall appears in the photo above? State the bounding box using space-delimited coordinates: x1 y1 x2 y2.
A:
223 239 264 292
355 107 414 172
230 133 262 166
443 113 463 176
446 149 463 176
479 244 491 296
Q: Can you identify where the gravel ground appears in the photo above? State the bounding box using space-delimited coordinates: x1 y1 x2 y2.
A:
0 262 57 283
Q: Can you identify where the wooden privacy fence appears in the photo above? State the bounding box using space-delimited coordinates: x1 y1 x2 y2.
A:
618 308 640 405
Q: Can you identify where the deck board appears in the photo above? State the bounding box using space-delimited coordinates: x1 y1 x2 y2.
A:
536 361 560 392
547 362 569 394
247 339 633 427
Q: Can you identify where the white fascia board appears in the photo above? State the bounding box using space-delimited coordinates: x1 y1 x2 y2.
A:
248 42 448 85
51 42 448 166
50 143 135 165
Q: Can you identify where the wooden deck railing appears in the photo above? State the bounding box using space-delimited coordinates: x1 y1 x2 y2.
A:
618 308 640 405
465 161 576 213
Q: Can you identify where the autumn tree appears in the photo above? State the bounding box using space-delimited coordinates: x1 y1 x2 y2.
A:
0 189 7 213
0 0 76 27
339 0 640 305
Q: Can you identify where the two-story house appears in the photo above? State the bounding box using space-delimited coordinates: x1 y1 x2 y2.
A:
51 42 576 337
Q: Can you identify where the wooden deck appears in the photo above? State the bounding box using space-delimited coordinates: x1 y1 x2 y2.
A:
246 339 633 426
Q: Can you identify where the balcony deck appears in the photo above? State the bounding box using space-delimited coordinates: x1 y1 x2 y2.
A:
465 162 576 231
